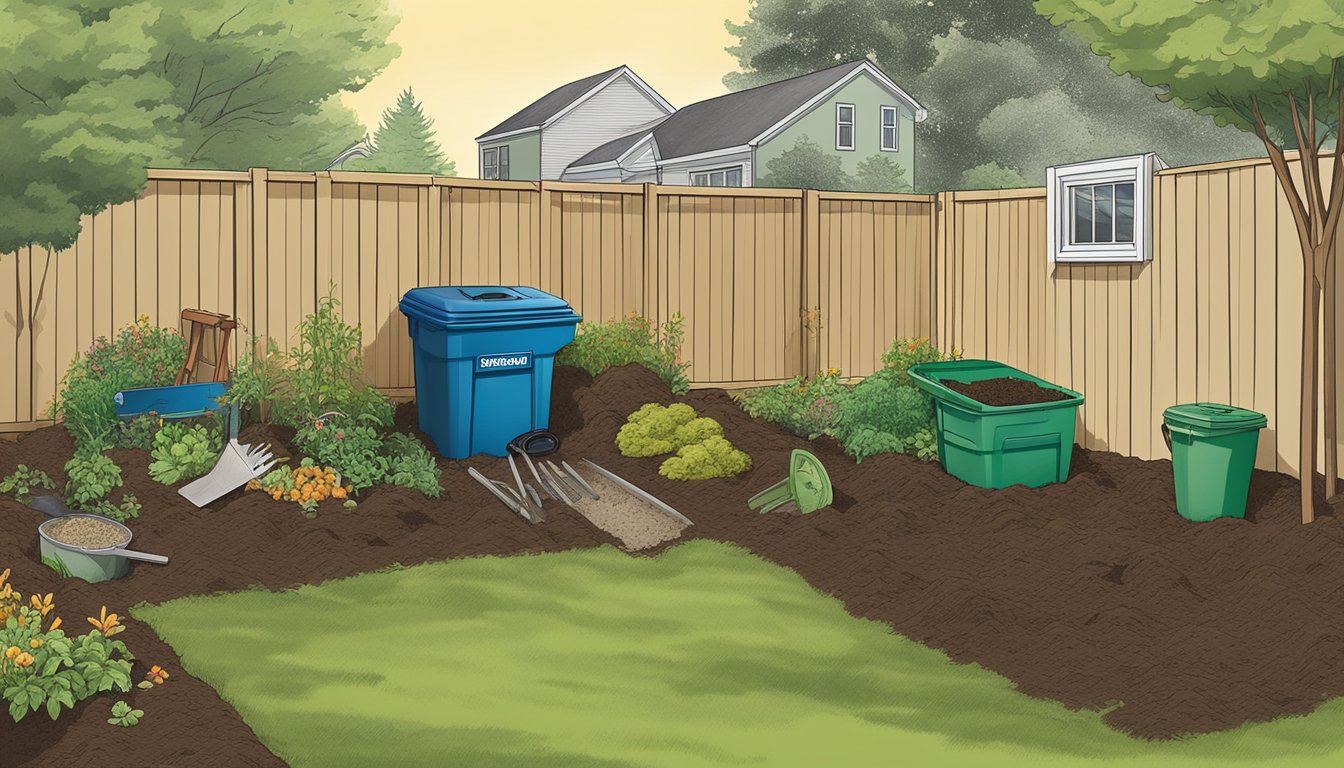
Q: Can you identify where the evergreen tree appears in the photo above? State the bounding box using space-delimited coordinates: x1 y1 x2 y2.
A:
349 88 455 175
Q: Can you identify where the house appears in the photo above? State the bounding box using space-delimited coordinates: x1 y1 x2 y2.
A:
477 59 927 187
475 65 675 182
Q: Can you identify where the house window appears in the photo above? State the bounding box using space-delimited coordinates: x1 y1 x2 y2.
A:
1047 153 1165 264
482 148 499 180
691 166 744 187
498 145 510 180
880 106 898 151
836 103 855 150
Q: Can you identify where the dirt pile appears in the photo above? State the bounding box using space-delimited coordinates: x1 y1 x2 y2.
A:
945 376 1072 406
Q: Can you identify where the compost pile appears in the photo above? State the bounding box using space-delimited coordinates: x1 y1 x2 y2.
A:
44 516 125 549
2 364 1343 767
945 376 1071 406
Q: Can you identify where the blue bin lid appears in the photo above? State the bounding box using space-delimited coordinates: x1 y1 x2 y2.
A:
400 286 578 325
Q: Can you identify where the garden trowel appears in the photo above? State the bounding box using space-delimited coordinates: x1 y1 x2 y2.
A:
747 449 834 515
178 403 278 507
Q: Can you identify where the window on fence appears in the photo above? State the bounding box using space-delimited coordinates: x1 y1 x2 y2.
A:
483 148 499 180
498 145 510 180
880 106 898 151
836 104 855 150
691 166 744 187
1047 153 1164 264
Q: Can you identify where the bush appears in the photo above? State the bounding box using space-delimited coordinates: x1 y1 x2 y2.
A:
63 454 122 513
113 415 160 451
383 433 442 498
659 436 753 480
880 337 949 387
0 466 56 505
0 573 134 722
616 403 708 457
148 423 221 485
558 313 690 395
738 369 849 439
294 416 388 492
54 315 187 452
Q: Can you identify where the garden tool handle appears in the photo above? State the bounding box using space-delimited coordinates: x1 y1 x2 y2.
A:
1161 423 1172 453
114 549 170 565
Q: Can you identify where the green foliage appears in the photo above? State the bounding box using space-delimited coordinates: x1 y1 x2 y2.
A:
1035 0 1344 147
659 436 753 481
97 494 142 524
905 427 939 462
148 423 221 485
725 1 1261 192
880 338 949 387
617 403 711 457
383 433 442 498
558 313 690 395
856 154 913 193
959 162 1030 191
226 336 288 426
107 700 143 727
113 415 161 451
758 137 854 191
2 604 134 723
836 374 934 446
0 466 56 506
738 369 849 439
55 316 187 453
345 88 455 175
294 418 388 492
0 1 399 253
63 454 123 513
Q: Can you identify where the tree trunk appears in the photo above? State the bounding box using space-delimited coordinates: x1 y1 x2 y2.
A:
1326 248 1338 500
1302 268 1321 523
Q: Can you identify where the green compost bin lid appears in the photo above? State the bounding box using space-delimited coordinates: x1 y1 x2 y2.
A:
1163 402 1266 432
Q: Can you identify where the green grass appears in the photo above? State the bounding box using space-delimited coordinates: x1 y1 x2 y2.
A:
134 541 1344 768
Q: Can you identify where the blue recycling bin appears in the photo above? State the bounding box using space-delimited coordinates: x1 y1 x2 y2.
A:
399 286 581 458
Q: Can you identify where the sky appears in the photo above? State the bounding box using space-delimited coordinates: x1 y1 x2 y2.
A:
341 0 753 176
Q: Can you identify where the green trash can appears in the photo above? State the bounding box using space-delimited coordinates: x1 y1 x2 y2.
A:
1162 403 1266 522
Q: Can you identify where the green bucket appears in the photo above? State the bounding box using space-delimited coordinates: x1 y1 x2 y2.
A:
1162 403 1266 522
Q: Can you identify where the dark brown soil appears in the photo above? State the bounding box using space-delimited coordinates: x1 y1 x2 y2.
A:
946 376 1072 406
2 364 1342 765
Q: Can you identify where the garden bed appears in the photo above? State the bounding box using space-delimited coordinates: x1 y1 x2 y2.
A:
2 364 1342 765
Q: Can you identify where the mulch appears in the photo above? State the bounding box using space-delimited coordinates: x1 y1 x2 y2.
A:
1 364 1342 765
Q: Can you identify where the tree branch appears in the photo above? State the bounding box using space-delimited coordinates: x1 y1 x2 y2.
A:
209 6 251 41
1288 91 1323 242
9 75 50 110
1255 95 1316 262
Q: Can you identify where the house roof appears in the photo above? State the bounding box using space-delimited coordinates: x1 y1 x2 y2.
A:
478 66 677 141
570 59 925 169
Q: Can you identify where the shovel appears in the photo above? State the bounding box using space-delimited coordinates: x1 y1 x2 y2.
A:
179 403 278 507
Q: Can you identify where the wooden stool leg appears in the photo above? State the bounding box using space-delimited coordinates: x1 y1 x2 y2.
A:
177 324 204 385
214 326 234 382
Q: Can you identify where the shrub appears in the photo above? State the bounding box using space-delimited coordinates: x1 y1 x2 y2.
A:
738 369 849 439
558 313 690 395
880 337 950 387
0 466 56 505
148 423 221 485
384 433 442 498
226 335 288 426
0 574 134 723
54 315 187 452
294 416 388 492
113 415 160 451
616 403 703 457
63 454 122 513
659 436 753 480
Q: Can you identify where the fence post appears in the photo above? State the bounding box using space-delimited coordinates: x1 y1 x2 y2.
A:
245 167 268 347
933 190 953 353
643 183 659 324
801 188 821 377
315 171 332 308
427 182 443 286
538 181 553 296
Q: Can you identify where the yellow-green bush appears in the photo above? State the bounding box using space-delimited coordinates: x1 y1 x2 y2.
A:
659 436 753 480
616 403 708 457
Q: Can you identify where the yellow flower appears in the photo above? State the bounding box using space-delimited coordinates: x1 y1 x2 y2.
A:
4 646 18 660
30 593 54 617
14 652 33 668
87 606 124 636
29 638 42 649
146 664 170 684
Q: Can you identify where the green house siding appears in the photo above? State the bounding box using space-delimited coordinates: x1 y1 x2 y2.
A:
480 131 541 181
755 73 916 186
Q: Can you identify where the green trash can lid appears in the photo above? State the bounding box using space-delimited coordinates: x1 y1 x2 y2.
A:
1163 402 1266 431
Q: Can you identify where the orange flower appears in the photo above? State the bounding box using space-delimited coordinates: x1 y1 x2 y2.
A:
30 592 54 617
14 652 33 668
48 616 62 632
87 606 124 636
3 646 18 660
145 664 170 684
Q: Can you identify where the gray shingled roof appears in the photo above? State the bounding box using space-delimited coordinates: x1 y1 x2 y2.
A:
477 66 626 140
571 60 871 168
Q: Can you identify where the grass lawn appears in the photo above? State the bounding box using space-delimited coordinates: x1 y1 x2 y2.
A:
134 541 1344 768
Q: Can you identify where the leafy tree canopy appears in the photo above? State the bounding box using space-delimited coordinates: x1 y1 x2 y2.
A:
346 88 456 175
724 0 1262 191
856 154 912 193
0 0 399 252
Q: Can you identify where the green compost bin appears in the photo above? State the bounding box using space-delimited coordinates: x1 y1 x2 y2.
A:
1162 403 1266 522
908 359 1084 489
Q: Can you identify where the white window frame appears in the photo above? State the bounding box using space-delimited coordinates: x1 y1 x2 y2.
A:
1047 153 1165 264
482 147 499 180
880 106 899 152
835 103 855 151
691 165 745 188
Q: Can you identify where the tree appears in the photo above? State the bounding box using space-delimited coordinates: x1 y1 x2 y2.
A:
758 137 854 191
0 1 399 253
346 88 455 175
723 0 1262 191
959 162 1029 190
855 154 912 193
1037 0 1341 522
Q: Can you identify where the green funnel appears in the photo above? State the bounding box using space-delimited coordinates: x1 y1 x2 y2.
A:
748 449 833 515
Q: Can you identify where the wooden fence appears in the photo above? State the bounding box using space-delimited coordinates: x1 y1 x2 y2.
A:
1 159 1339 481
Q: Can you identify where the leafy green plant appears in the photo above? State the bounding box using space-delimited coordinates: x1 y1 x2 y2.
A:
738 369 850 439
835 371 936 463
283 290 394 428
107 700 143 727
1 578 134 723
148 423 221 485
0 466 56 505
226 335 289 426
880 337 954 387
63 454 123 513
294 416 388 491
659 436 753 480
558 313 691 395
384 433 442 498
113 415 161 451
54 315 187 453
89 494 142 524
615 403 724 457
